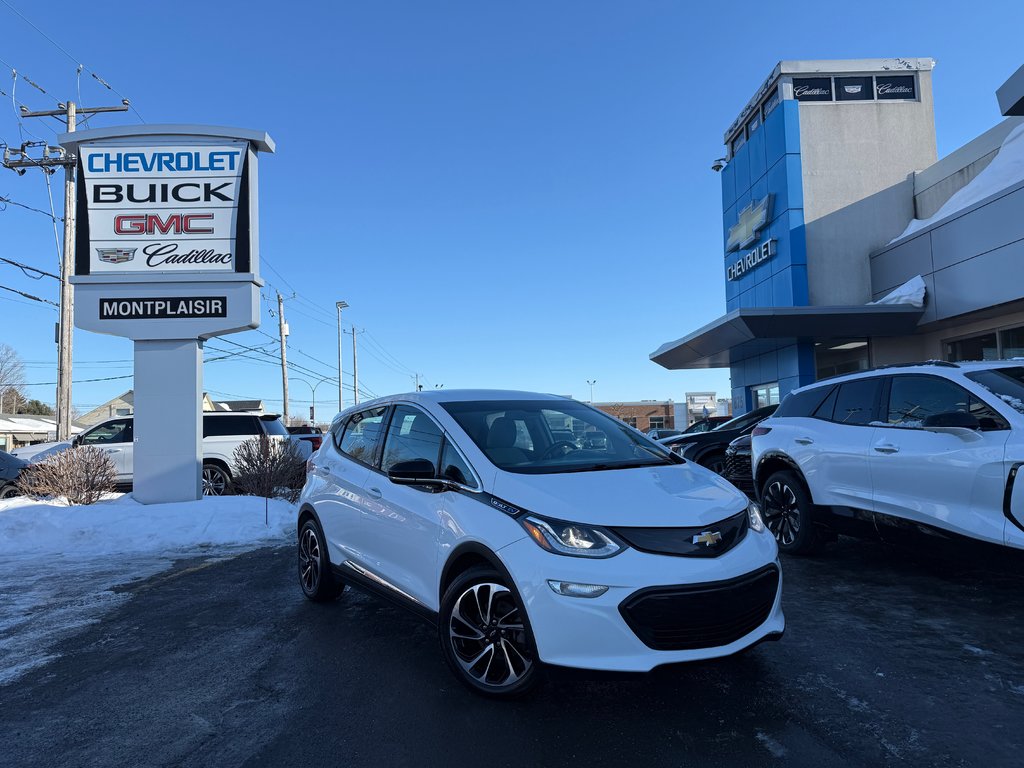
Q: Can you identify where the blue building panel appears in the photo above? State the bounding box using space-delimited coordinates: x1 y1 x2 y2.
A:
732 141 751 195
747 125 767 184
720 159 736 210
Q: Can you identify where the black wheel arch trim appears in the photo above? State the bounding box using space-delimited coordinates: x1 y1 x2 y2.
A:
1003 462 1024 535
754 452 804 494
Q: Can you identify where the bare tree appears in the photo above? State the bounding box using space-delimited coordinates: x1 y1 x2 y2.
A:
18 446 117 506
232 436 307 503
0 343 25 413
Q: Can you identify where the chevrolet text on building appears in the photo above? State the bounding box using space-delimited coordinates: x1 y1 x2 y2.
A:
64 125 275 504
727 239 776 281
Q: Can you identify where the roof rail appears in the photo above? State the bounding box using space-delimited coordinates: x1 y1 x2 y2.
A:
865 359 960 373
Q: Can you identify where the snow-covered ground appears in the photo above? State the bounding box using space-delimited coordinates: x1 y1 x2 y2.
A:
0 493 296 685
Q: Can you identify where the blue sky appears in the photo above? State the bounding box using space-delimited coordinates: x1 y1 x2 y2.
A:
1 0 1021 417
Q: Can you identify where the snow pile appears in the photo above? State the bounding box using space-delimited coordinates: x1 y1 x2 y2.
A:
894 122 1024 241
0 493 296 558
870 275 926 308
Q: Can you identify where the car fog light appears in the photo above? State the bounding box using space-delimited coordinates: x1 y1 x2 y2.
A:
547 580 609 598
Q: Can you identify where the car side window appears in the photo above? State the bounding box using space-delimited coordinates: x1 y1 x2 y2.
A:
440 440 478 488
777 385 835 418
380 405 444 473
80 419 130 445
830 378 881 425
886 375 1007 430
203 415 260 437
339 406 389 466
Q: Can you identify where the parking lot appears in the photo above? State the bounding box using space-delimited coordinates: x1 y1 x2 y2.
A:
0 534 1020 767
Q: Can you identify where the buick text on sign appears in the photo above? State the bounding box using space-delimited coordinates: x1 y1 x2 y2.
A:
98 296 228 320
81 143 246 275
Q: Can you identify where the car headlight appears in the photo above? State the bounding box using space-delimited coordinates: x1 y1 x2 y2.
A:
520 515 625 558
747 501 766 534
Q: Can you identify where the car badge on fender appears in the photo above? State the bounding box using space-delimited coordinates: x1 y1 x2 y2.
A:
693 530 723 547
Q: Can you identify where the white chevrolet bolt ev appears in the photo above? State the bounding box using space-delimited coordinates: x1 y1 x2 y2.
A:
297 391 783 697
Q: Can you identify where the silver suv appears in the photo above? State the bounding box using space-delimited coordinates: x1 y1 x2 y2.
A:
751 361 1024 554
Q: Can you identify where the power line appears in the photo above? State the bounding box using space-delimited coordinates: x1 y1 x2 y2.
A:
0 0 144 122
0 282 56 305
0 255 59 280
0 193 61 219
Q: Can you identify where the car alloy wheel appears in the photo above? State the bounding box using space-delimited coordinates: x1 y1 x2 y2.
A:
450 582 531 688
299 526 322 595
762 479 800 547
441 568 538 697
201 464 230 496
760 470 826 555
298 519 344 602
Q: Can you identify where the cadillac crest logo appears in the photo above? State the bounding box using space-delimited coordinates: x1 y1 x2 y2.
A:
96 247 137 264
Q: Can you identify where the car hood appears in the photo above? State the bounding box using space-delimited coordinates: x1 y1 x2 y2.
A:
11 440 71 462
489 462 748 527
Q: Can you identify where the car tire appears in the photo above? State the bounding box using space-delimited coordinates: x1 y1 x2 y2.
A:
439 565 539 699
298 518 345 602
700 452 727 475
201 463 232 496
0 483 20 499
760 470 827 555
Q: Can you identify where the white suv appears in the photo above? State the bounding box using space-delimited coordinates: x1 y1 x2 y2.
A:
751 361 1024 554
297 390 783 698
15 412 291 495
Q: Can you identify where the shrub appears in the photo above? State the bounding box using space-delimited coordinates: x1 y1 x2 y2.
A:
231 436 306 503
18 445 117 505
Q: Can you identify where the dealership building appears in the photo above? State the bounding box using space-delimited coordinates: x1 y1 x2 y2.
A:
652 58 1024 413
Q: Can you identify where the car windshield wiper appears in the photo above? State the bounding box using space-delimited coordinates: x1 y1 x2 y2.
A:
550 459 670 474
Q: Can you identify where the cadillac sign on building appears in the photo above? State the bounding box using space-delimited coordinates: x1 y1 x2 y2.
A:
63 125 275 504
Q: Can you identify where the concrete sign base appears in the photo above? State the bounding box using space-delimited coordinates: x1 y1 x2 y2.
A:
132 339 203 504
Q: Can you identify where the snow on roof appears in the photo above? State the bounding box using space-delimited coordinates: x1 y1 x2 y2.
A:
894 122 1024 241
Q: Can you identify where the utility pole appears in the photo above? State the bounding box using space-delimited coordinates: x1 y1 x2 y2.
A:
4 99 129 440
351 328 361 405
336 300 348 412
414 373 420 392
277 291 290 423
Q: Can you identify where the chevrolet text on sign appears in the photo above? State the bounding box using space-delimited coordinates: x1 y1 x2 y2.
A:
80 143 246 274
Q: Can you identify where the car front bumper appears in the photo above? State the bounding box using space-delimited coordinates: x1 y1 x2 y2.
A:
496 528 784 672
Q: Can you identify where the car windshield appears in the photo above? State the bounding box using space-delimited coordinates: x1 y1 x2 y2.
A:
440 399 676 474
965 367 1024 415
711 408 771 432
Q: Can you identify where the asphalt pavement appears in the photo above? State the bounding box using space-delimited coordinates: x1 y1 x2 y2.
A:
2 536 1023 767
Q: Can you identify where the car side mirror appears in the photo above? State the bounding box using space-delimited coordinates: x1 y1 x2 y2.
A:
71 435 81 447
387 458 442 486
922 411 980 430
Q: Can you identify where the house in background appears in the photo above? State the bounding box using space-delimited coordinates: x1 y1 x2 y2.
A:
79 391 266 427
0 414 85 451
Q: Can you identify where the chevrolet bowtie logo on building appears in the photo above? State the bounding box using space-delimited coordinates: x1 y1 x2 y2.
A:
96 247 136 264
692 530 723 547
726 195 772 252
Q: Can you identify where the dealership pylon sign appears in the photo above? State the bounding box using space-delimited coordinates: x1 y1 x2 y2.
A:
63 125 275 503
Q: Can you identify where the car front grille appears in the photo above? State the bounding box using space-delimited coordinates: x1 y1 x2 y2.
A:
611 510 748 558
724 450 754 497
619 565 780 651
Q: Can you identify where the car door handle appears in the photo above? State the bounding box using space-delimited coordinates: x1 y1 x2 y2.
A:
794 437 814 445
874 444 899 454
366 487 383 499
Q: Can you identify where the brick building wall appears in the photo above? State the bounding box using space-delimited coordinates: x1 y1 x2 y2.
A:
593 401 674 432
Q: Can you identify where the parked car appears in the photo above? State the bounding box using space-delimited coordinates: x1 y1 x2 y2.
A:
752 360 1024 554
0 450 28 499
646 428 683 440
10 439 72 462
723 433 754 498
14 413 292 495
288 424 325 454
659 405 778 474
297 390 782 698
683 416 732 434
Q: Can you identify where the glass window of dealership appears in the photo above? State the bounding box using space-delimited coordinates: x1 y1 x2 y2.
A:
652 58 1024 414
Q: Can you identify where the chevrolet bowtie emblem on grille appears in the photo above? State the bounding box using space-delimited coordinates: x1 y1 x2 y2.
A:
96 247 136 264
726 195 772 252
693 530 723 547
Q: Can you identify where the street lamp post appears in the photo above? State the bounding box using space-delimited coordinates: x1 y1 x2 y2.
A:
587 379 597 403
293 377 332 425
336 301 349 412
